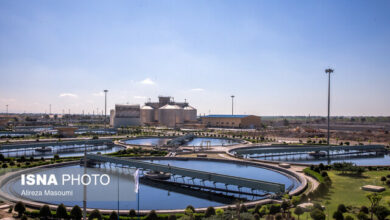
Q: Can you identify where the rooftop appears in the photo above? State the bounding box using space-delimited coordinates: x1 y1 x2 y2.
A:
201 114 252 118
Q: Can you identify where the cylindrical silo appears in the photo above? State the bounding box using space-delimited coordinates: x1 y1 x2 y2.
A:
183 106 197 122
140 105 154 125
158 104 183 127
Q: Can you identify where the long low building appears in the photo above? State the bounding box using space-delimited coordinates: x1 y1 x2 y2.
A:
201 114 261 129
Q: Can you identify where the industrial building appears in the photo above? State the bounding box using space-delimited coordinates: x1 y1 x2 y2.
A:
201 115 261 129
110 104 141 128
110 96 197 128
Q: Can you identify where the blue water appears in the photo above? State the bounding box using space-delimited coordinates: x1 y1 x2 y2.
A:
237 149 390 166
0 144 123 159
184 138 240 146
4 159 298 210
123 138 171 146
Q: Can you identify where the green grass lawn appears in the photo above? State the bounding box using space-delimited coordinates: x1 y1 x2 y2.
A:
314 170 390 217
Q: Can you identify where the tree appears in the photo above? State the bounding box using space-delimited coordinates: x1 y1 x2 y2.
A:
345 215 354 220
281 200 291 213
294 207 304 220
367 193 382 220
380 176 387 184
70 205 82 220
373 206 389 220
109 211 118 220
146 210 158 220
186 205 195 213
14 201 26 217
205 206 216 217
311 209 326 220
338 204 347 213
239 204 248 213
259 206 268 217
168 214 176 220
39 205 52 220
129 209 136 219
357 212 369 220
56 203 68 219
269 204 281 215
88 209 102 220
333 211 344 220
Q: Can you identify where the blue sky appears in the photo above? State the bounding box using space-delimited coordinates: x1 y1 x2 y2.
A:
0 0 389 116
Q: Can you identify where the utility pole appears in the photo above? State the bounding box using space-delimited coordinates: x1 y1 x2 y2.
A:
231 95 235 115
325 68 334 146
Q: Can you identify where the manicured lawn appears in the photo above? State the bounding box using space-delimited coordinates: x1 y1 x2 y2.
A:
314 170 390 217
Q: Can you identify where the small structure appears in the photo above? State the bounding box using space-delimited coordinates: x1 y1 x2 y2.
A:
279 163 291 168
361 185 386 192
201 114 261 129
56 127 77 138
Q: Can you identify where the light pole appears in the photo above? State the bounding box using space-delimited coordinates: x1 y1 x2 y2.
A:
104 90 108 130
325 68 334 146
231 95 235 115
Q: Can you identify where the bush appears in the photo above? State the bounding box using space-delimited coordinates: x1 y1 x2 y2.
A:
345 215 354 220
338 204 347 213
311 209 326 220
21 214 27 220
88 209 102 220
54 154 60 160
109 211 118 220
333 211 344 220
360 206 369 214
275 213 283 220
373 206 390 220
205 206 215 217
294 206 305 220
146 210 158 220
168 214 177 220
39 205 52 219
71 205 82 220
239 204 248 213
14 201 26 217
186 205 195 213
129 209 136 218
269 204 281 215
357 212 369 220
259 206 268 217
56 203 68 219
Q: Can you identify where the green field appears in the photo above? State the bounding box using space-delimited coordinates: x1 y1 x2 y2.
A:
315 170 390 217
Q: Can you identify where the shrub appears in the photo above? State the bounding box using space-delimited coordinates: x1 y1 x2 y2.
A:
254 204 262 214
254 213 260 220
88 209 102 220
269 204 281 215
54 154 60 160
129 209 136 218
294 206 305 220
333 211 344 220
373 206 390 220
168 214 176 220
70 205 82 220
109 211 118 220
321 171 328 177
146 210 158 220
239 204 248 213
14 201 26 217
275 213 283 220
357 212 369 220
56 203 68 219
186 205 195 213
259 206 268 217
360 206 369 214
39 205 52 219
21 214 27 220
311 209 326 220
345 215 354 220
338 204 347 213
205 206 215 217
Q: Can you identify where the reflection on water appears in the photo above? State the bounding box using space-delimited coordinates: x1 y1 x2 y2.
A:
123 138 171 146
0 145 123 158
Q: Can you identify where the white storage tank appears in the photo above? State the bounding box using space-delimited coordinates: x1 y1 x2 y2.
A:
183 106 197 122
140 105 154 124
158 104 183 127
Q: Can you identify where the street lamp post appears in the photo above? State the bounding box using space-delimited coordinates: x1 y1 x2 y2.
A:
325 68 334 146
231 95 235 115
104 90 108 130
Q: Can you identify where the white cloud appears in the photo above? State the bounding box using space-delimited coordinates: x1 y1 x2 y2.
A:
59 93 78 98
139 78 156 85
190 88 205 92
92 92 104 96
134 96 147 99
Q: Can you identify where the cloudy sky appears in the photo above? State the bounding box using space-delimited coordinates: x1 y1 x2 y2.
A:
1 0 389 116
